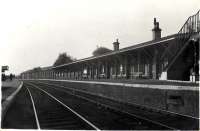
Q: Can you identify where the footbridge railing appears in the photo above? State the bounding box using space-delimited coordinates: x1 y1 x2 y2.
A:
161 10 200 71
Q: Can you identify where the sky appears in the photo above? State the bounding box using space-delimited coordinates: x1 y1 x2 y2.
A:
0 0 199 75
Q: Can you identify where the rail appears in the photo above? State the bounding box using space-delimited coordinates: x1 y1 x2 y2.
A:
26 87 41 129
31 80 199 129
26 82 100 130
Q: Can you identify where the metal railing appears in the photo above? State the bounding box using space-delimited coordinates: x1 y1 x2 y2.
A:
178 10 200 35
161 10 200 71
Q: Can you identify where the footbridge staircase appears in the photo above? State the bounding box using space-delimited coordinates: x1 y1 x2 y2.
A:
160 10 200 80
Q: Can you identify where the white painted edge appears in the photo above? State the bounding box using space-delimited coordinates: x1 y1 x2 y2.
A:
6 81 23 101
166 79 199 84
2 81 24 122
26 87 41 129
25 79 199 91
27 82 100 131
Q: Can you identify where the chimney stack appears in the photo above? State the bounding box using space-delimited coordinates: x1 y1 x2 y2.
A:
152 18 161 40
113 39 120 51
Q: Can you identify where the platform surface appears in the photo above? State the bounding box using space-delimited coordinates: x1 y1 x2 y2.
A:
41 78 198 86
2 79 21 102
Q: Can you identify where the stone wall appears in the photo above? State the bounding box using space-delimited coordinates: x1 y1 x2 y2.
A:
41 80 199 117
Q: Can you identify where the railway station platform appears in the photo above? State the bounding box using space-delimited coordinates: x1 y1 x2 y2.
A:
2 83 37 129
2 79 22 102
33 79 199 118
3 80 199 130
1 79 23 125
21 79 199 129
50 78 199 86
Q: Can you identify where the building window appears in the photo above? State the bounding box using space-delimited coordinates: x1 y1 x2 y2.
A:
120 64 123 74
131 65 134 74
110 67 113 75
139 63 145 73
134 64 138 72
145 64 149 76
83 69 87 74
102 65 104 73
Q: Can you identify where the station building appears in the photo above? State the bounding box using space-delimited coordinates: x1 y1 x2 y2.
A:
21 11 200 82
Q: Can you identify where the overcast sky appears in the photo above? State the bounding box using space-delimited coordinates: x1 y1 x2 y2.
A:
0 0 199 75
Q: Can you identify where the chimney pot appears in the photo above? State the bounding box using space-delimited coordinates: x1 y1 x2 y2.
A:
154 18 156 25
113 38 120 51
152 18 161 40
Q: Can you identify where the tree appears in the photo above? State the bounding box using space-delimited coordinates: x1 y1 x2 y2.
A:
53 53 75 66
92 46 112 56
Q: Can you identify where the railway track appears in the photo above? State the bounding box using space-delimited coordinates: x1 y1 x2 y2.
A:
27 80 199 130
25 83 99 130
4 80 197 129
2 85 37 129
24 81 173 130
